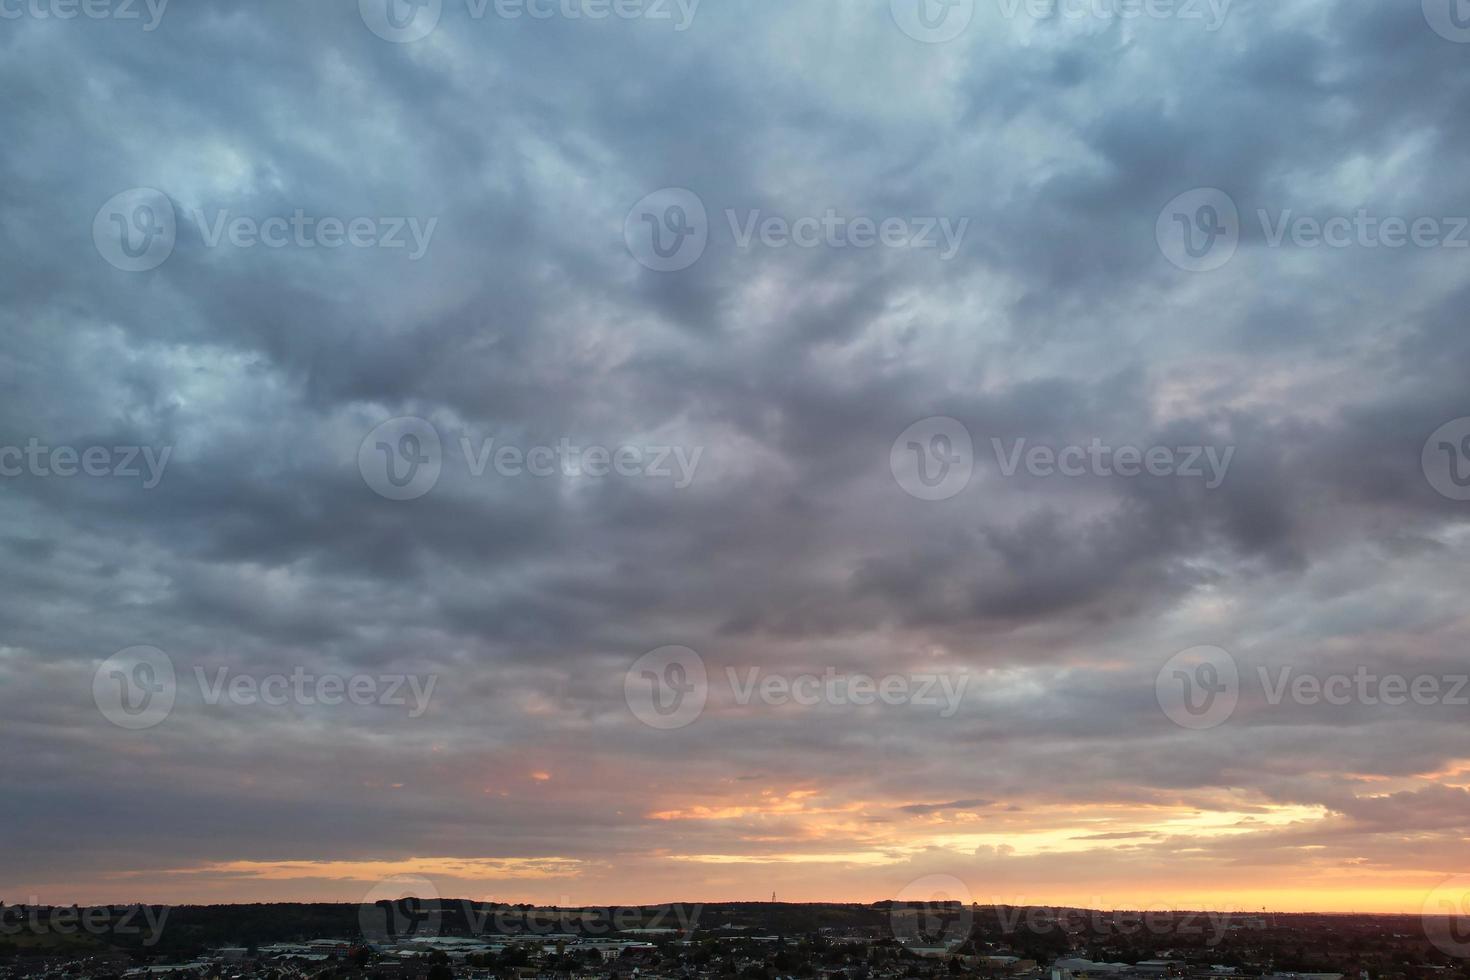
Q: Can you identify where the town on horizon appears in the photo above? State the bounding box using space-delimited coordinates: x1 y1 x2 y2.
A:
7 0 1470 978
4 897 1468 980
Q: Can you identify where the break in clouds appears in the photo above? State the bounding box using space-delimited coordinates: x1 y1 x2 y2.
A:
1 0 1470 912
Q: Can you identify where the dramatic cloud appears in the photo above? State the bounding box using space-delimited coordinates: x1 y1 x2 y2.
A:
1 0 1468 915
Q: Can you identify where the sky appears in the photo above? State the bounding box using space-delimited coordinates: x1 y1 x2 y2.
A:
2 0 1470 918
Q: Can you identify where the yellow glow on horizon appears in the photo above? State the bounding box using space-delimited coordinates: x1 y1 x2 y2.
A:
669 852 902 865
69 781 1464 916
166 857 589 882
